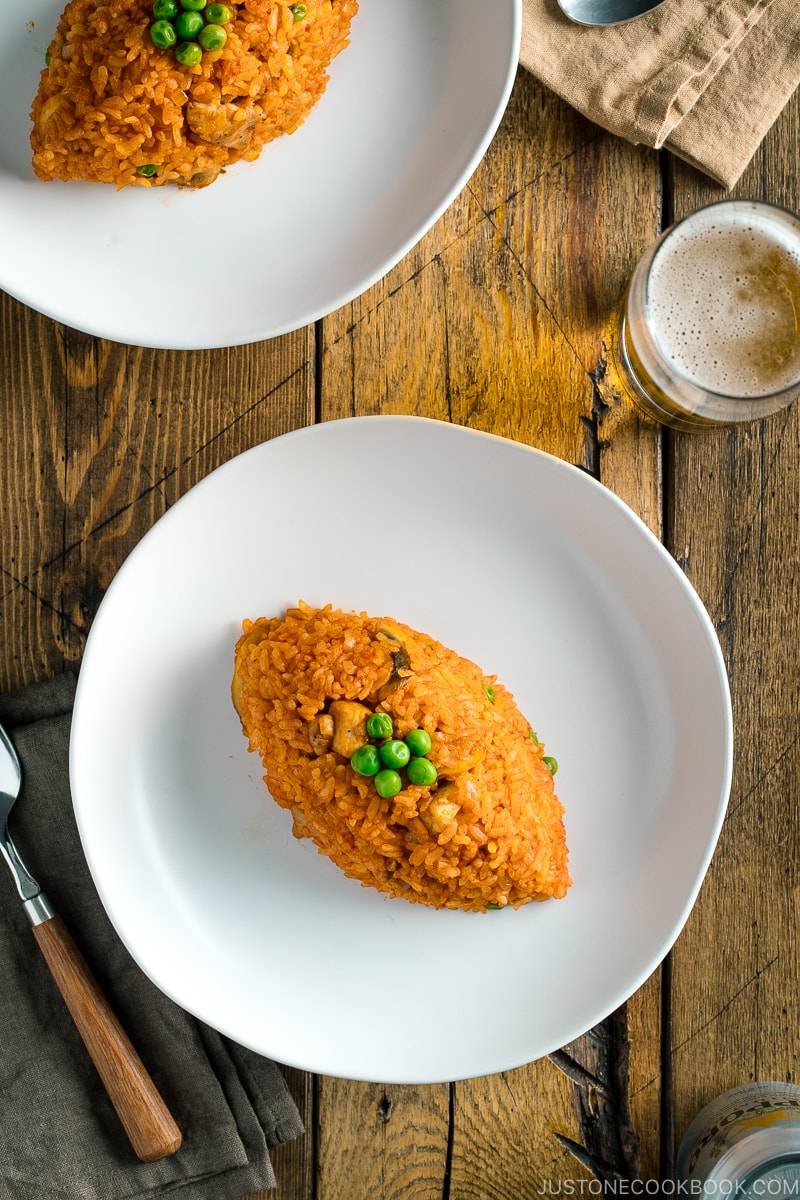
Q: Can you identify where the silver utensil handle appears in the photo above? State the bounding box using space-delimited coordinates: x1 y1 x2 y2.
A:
0 826 54 924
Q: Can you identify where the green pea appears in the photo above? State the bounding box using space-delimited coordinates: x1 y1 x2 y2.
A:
150 19 178 48
407 757 437 787
205 2 233 22
543 756 558 776
405 728 432 758
174 10 204 38
366 712 393 740
180 0 206 9
482 684 495 704
526 728 539 744
486 902 503 911
374 769 402 799
351 744 380 777
290 2 307 19
153 0 179 17
136 164 159 177
198 23 227 50
175 40 203 65
378 739 410 770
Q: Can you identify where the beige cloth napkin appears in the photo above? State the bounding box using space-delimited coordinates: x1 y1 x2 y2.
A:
520 0 800 188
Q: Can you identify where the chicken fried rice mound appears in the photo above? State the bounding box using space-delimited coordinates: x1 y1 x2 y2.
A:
232 603 571 913
31 0 357 189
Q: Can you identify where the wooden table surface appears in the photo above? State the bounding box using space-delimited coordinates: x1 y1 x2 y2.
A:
2 64 799 1197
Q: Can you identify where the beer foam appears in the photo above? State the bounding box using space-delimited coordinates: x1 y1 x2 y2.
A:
647 205 800 397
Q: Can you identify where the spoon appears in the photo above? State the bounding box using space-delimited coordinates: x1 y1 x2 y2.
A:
556 0 667 25
0 720 182 1162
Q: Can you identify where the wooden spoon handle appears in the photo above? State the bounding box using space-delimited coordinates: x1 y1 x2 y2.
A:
32 914 183 1162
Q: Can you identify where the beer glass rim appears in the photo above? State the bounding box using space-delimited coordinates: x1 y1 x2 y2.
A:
642 197 800 405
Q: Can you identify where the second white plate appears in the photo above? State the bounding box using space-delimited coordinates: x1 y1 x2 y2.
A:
1 1 520 348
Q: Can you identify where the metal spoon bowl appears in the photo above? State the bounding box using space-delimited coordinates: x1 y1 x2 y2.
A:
0 723 55 924
556 0 667 25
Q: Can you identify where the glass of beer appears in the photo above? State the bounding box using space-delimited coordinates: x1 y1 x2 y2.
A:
614 199 800 430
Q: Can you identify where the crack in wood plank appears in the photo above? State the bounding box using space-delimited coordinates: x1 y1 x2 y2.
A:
325 140 603 355
4 364 312 596
670 954 780 1054
726 733 800 818
549 1008 640 1183
0 565 82 635
554 1133 630 1184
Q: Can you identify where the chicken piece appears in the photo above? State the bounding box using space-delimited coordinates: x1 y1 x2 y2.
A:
185 101 263 148
35 94 75 146
182 166 224 189
418 784 461 837
374 629 412 700
231 625 269 717
308 714 335 755
433 737 485 776
328 700 371 758
291 805 310 837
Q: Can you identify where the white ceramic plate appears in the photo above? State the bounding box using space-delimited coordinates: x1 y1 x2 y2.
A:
1 1 519 349
71 417 732 1083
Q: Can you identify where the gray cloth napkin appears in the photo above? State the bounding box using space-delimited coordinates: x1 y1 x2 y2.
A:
0 673 303 1200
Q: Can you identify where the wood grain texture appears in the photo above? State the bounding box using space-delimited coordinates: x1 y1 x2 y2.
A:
449 1063 587 1200
316 1079 451 1200
0 303 314 691
32 915 182 1161
268 1068 316 1198
660 99 800 1175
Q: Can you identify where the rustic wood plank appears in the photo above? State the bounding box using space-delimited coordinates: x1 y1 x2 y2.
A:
625 973 663 1183
554 1012 640 1185
449 1062 586 1199
664 91 800 1174
264 1068 316 1200
583 132 667 1183
323 70 587 463
316 1079 451 1200
0 297 314 693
